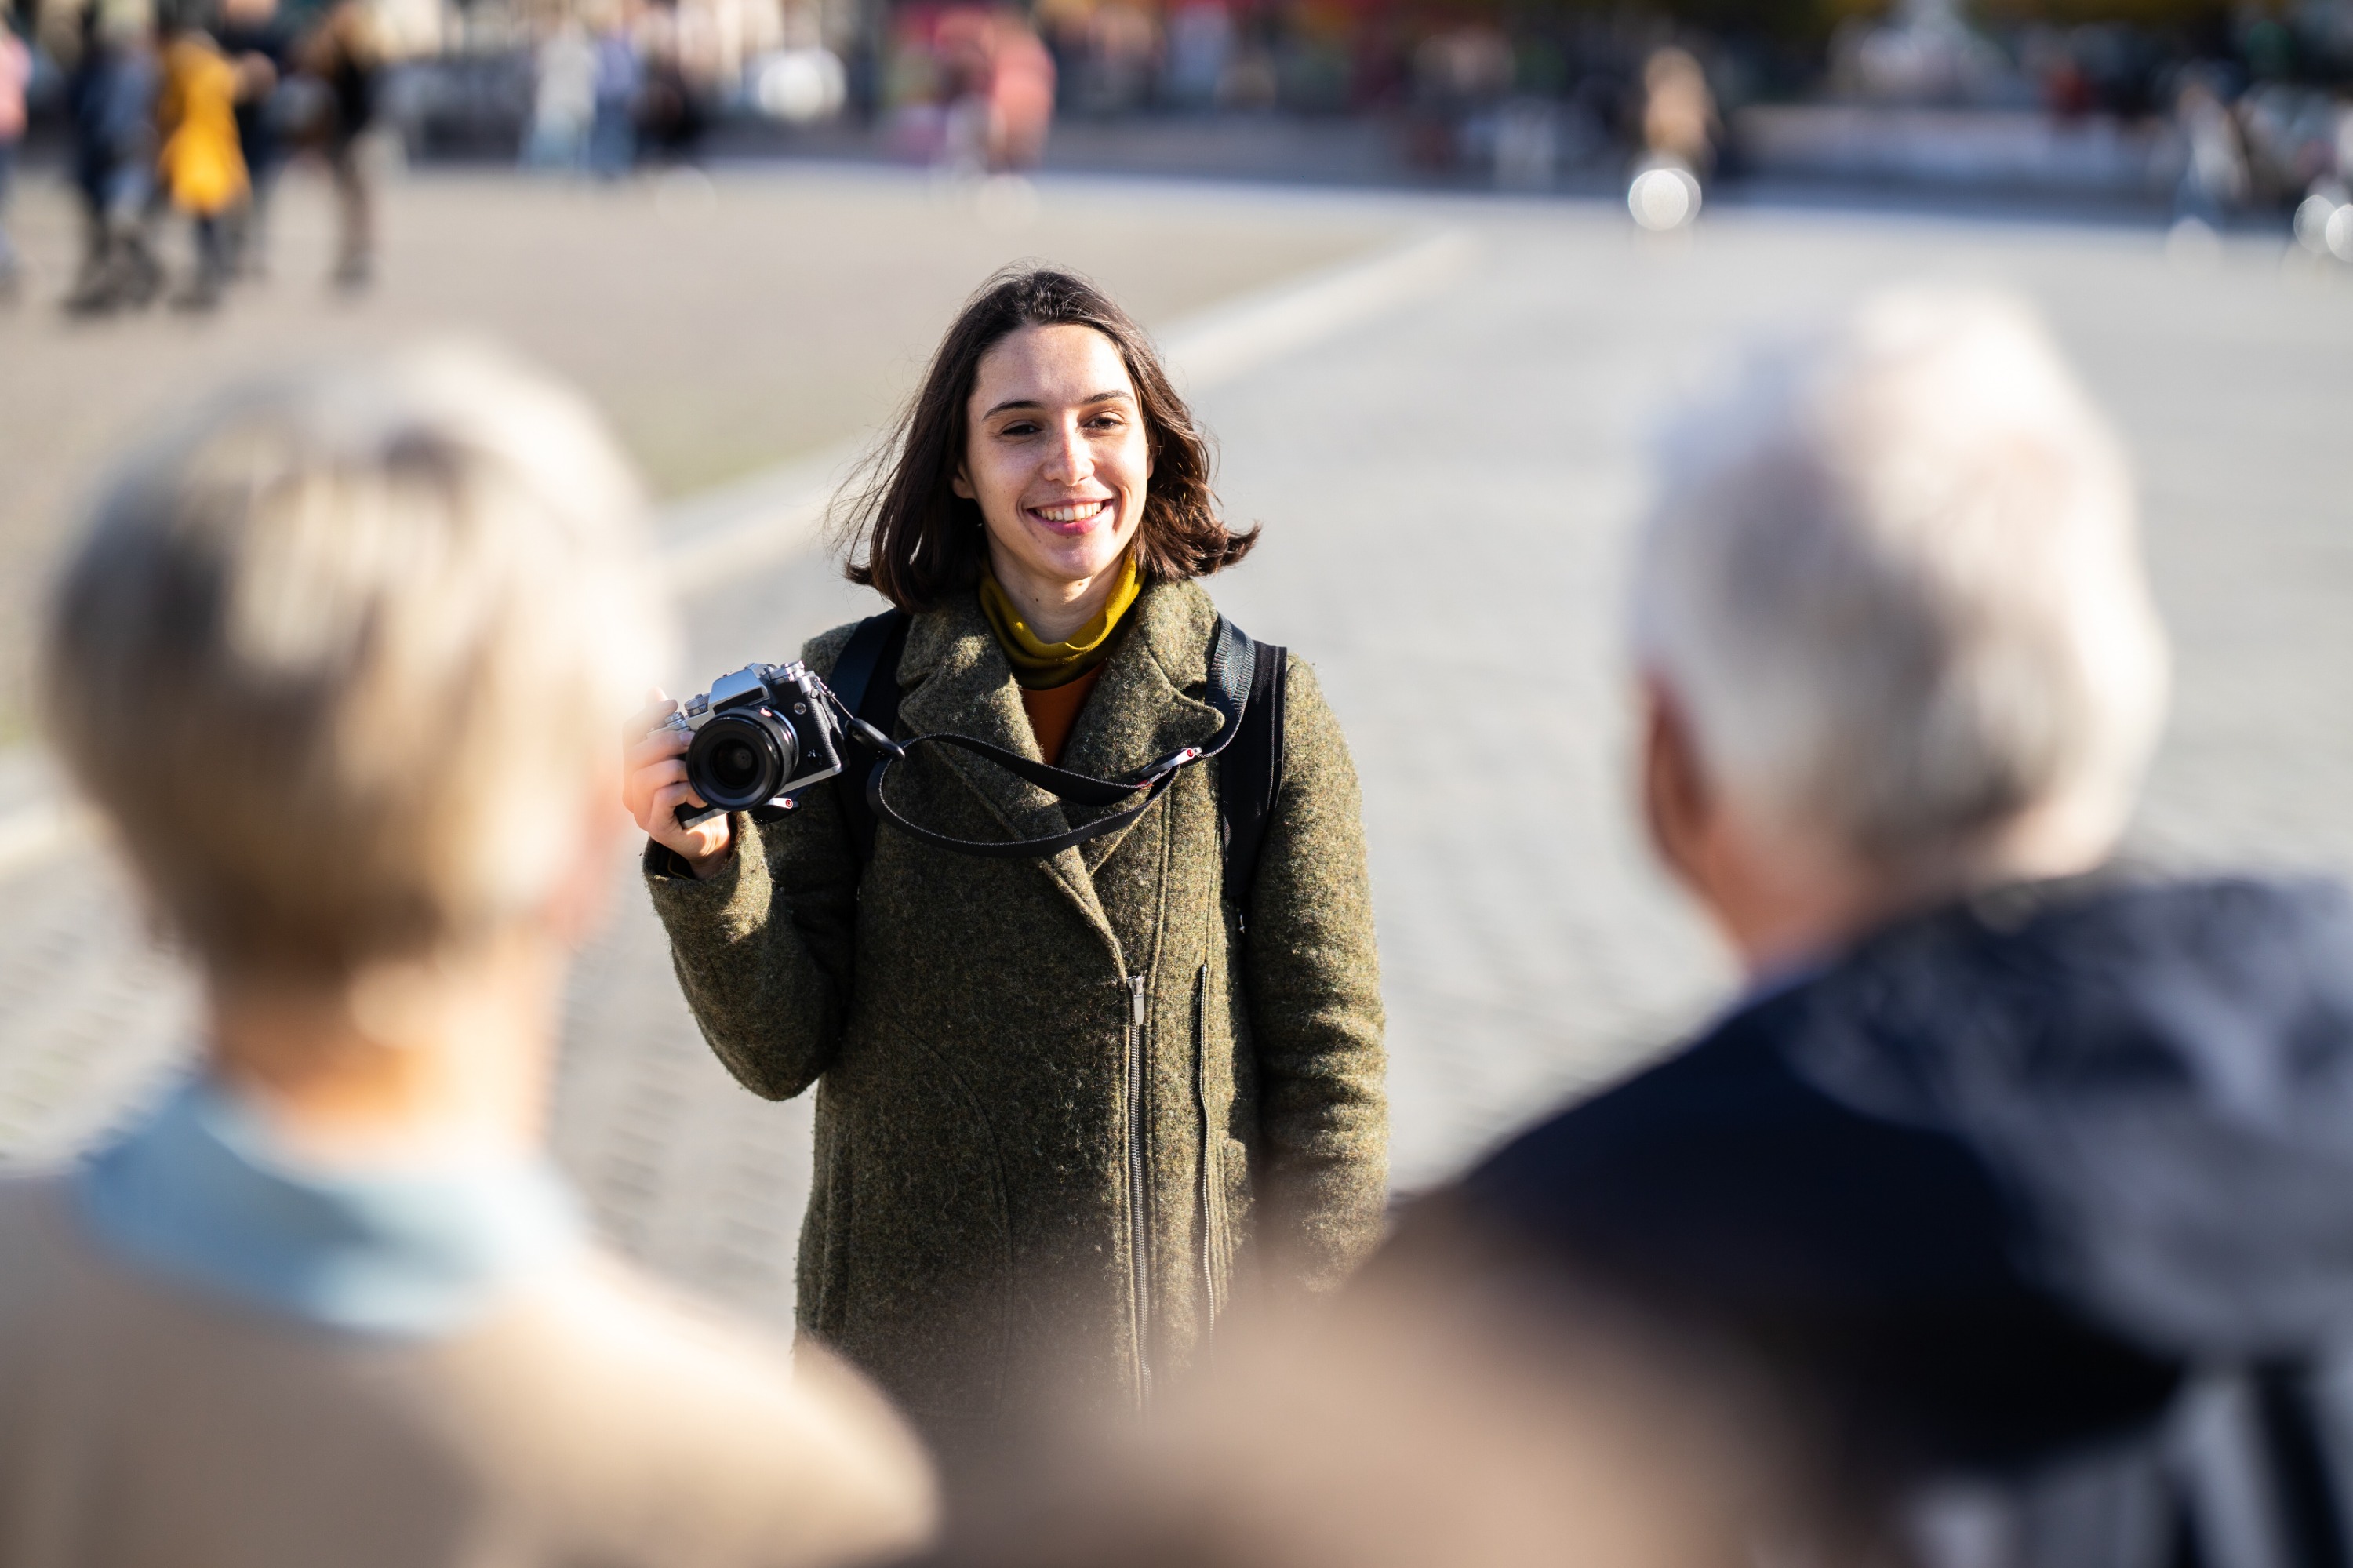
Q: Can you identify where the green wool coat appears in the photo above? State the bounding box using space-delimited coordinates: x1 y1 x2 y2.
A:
646 578 1387 1446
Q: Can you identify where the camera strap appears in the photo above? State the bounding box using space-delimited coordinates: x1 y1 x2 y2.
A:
841 615 1266 863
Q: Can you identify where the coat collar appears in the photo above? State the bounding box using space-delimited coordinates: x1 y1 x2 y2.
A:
895 577 1228 879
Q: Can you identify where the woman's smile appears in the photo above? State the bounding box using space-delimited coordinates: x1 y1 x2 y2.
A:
1028 497 1115 531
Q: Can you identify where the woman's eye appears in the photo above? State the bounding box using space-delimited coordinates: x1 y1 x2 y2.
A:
999 421 1040 438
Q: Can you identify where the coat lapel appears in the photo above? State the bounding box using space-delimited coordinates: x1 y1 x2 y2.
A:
889 580 1230 905
897 593 1071 846
1059 580 1227 875
894 592 1108 930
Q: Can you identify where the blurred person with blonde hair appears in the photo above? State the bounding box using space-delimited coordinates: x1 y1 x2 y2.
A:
0 347 935 1567
1388 291 2353 1567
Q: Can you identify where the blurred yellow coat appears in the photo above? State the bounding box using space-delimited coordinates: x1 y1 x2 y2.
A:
158 38 249 216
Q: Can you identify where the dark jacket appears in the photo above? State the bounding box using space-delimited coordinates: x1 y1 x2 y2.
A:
648 580 1387 1449
1424 875 2353 1566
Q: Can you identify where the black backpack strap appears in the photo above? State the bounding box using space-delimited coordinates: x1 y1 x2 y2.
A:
1218 638 1286 914
829 609 911 862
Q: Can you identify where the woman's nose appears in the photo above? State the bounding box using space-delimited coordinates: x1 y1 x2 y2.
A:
1042 424 1093 484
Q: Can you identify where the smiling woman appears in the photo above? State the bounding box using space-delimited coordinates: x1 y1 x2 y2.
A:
955 321 1160 763
622 268 1387 1461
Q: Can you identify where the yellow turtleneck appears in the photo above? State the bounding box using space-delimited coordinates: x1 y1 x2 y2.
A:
978 554 1143 766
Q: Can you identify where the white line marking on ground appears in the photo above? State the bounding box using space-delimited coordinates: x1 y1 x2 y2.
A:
1161 227 1480 393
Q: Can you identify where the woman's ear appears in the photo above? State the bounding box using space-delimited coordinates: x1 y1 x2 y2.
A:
951 464 976 502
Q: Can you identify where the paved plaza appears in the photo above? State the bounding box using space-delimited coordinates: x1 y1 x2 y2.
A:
1 166 2349 1328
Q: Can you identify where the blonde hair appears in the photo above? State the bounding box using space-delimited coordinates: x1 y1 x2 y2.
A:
1631 289 2169 881
44 346 667 980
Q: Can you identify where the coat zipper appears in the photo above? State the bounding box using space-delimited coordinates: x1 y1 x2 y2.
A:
1194 963 1216 1337
1125 973 1153 1406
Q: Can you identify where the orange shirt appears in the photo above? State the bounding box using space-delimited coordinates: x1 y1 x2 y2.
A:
1020 664 1104 767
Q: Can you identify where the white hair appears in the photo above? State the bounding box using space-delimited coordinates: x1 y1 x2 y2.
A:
45 345 670 979
1631 289 2168 879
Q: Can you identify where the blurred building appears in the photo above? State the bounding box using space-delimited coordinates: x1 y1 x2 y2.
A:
16 0 2345 203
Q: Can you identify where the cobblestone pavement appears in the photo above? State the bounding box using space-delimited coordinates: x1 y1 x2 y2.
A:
2 178 2349 1330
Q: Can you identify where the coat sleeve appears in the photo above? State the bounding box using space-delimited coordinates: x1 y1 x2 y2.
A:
1242 657 1389 1293
645 624 867 1101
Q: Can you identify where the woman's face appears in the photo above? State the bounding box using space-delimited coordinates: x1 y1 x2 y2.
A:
955 323 1152 594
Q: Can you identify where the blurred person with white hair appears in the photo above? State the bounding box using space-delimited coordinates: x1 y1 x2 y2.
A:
1382 291 2353 1568
0 348 935 1567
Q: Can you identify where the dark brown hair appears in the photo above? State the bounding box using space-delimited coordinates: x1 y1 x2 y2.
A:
840 267 1257 610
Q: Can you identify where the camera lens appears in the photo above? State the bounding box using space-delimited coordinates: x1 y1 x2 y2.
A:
686 711 798 810
711 739 762 792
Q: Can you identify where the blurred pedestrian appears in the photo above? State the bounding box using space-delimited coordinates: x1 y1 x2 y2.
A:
2172 69 2248 229
213 0 289 277
936 8 991 171
987 9 1055 170
1376 291 2353 1565
1071 0 1150 117
1409 25 1510 170
587 8 640 177
625 268 1387 1464
7 346 939 1568
935 7 1049 175
300 0 379 287
155 13 249 309
1640 45 1716 180
0 4 28 300
1162 0 1230 110
525 17 595 171
631 8 706 166
63 0 162 315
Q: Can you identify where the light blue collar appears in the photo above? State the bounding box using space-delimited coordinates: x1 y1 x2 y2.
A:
75 1080 587 1337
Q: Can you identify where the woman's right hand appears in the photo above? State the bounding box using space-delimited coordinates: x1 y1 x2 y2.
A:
624 689 734 877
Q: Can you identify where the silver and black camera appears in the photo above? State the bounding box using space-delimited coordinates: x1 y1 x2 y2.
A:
667 661 846 824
